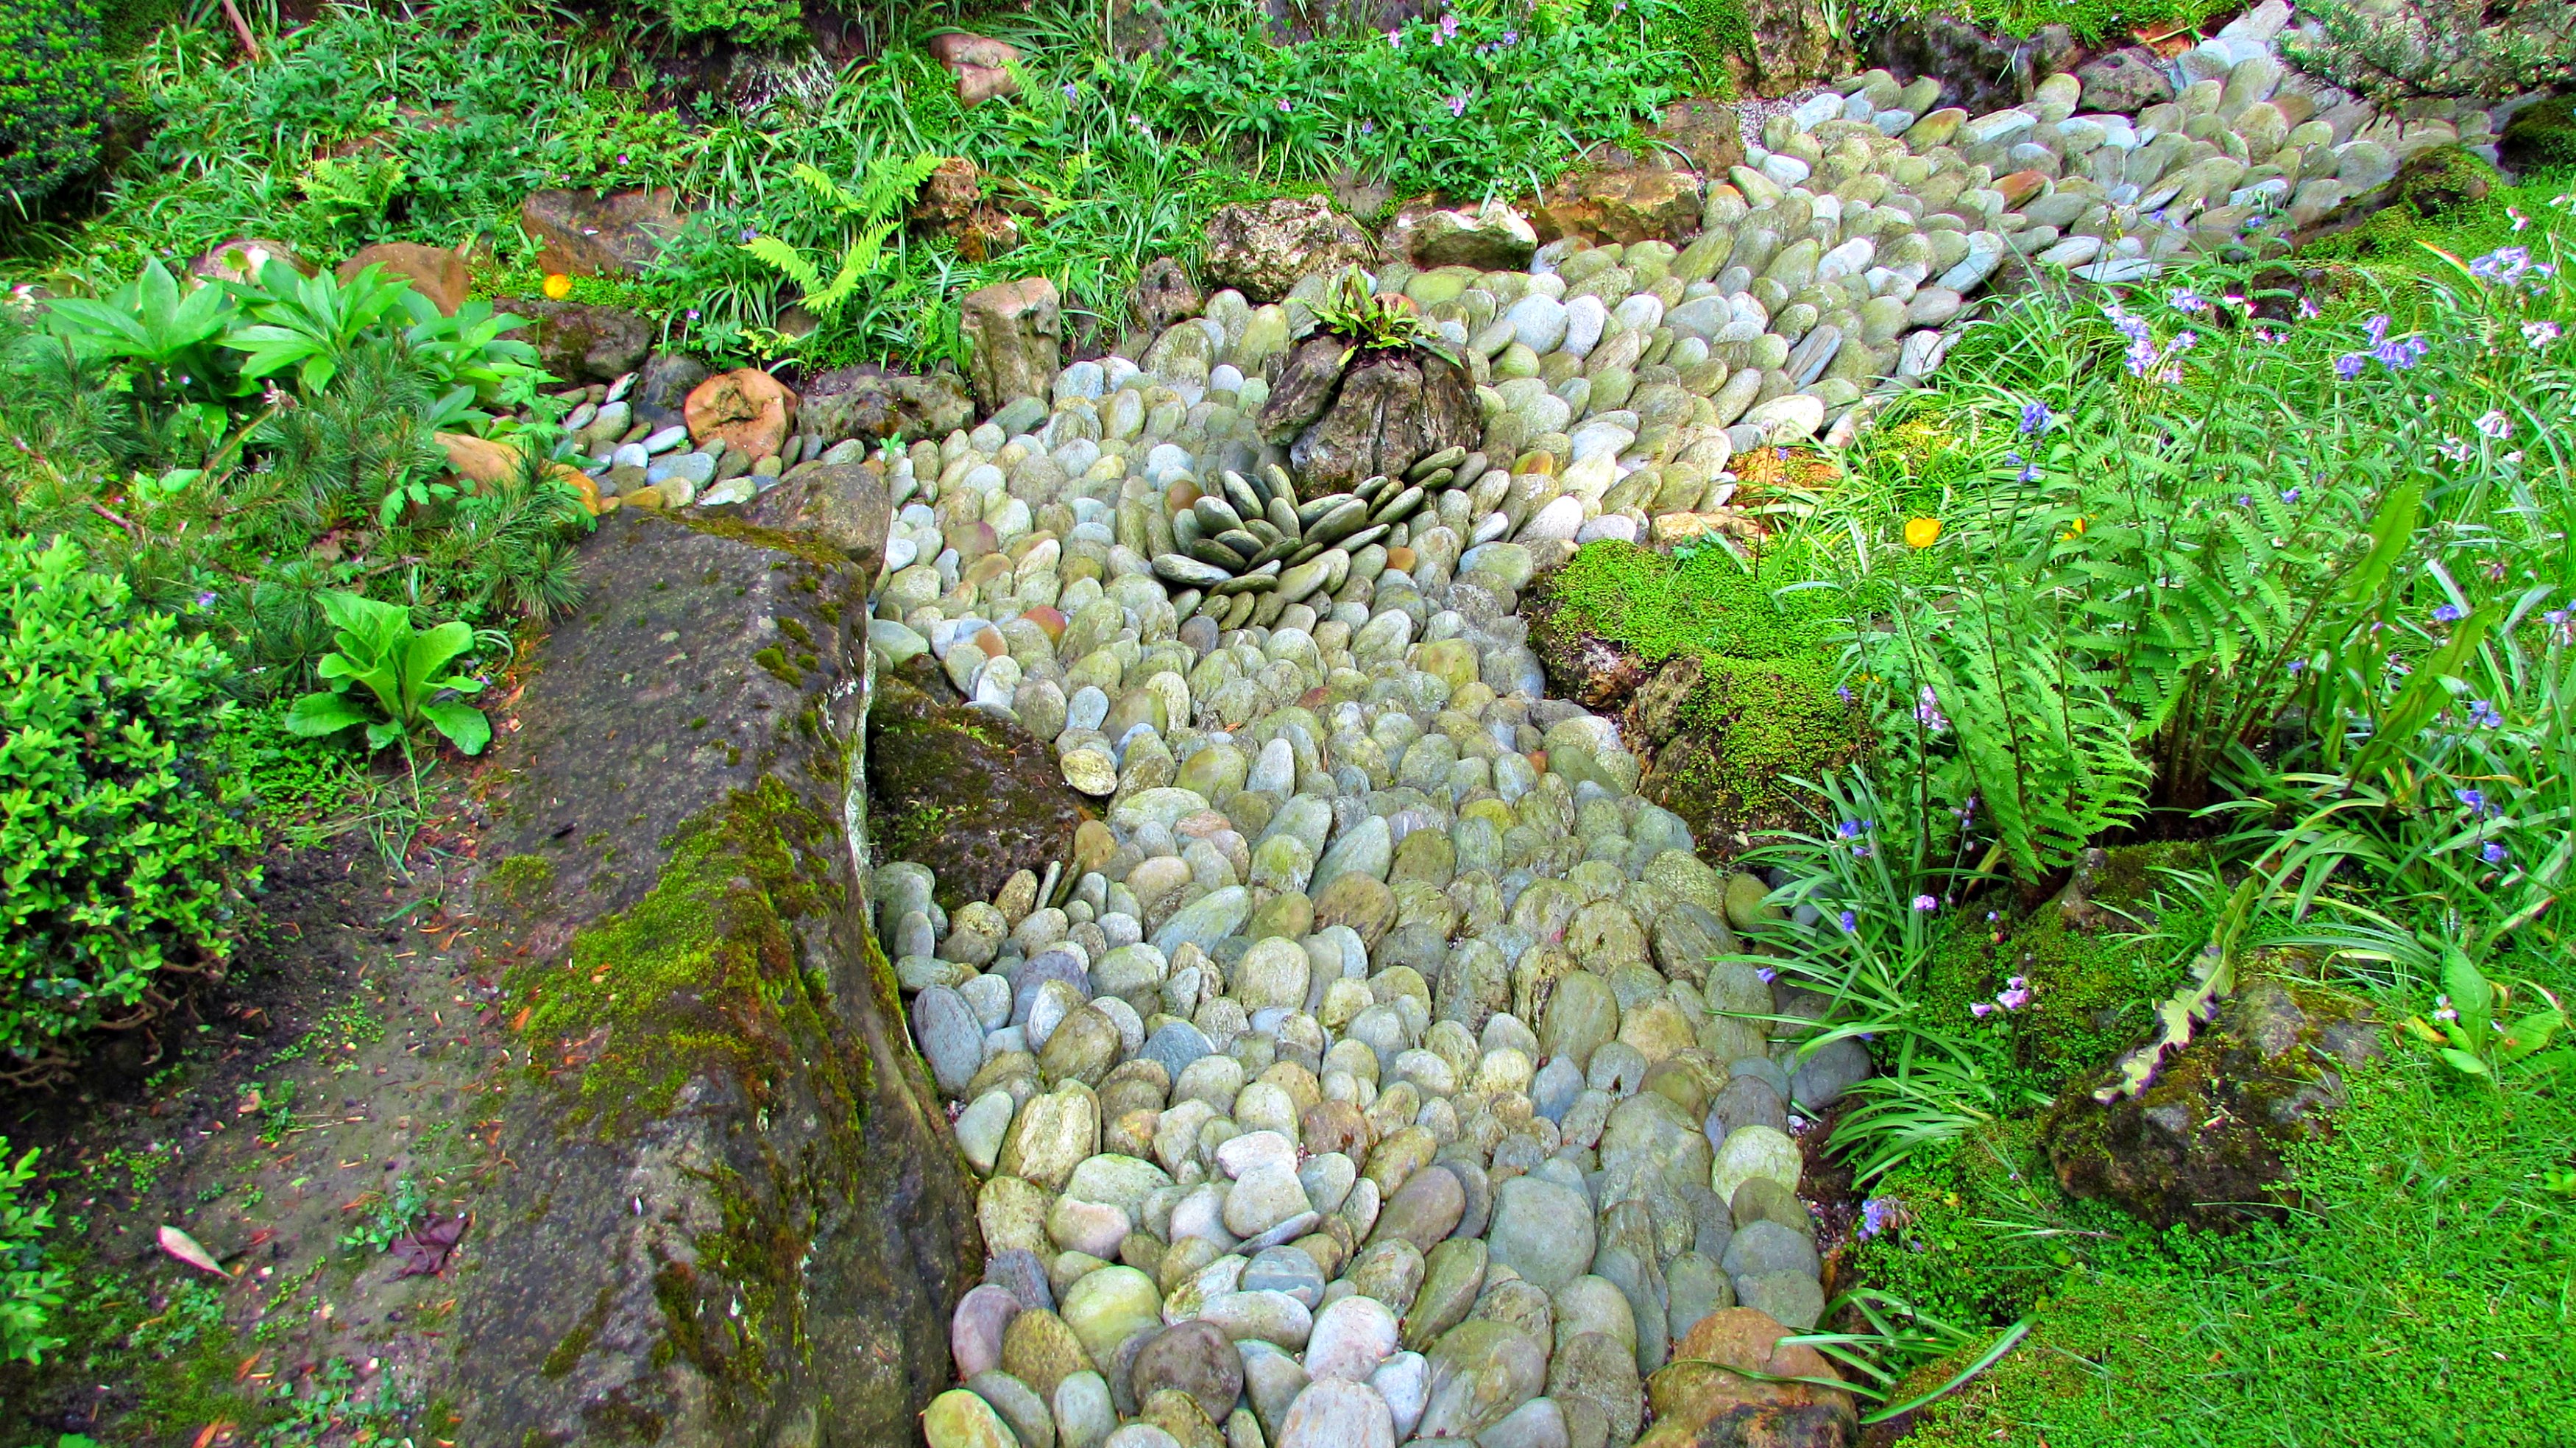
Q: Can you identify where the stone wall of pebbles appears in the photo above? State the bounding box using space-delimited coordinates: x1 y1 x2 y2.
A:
852 22 2541 1448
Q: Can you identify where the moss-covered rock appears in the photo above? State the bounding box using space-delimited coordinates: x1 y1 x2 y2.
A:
452 482 980 1446
869 675 1094 913
2500 93 2576 170
1526 540 1862 861
2043 978 2382 1232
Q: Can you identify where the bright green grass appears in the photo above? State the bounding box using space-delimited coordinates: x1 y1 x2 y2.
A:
1897 1050 2576 1447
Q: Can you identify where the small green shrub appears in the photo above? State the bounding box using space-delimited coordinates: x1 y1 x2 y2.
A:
0 536 258 1074
0 0 116 213
658 0 805 44
0 1139 67 1364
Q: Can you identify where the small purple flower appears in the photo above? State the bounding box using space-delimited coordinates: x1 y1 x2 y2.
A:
1361 119 1374 134
2433 994 2458 1022
2365 314 2392 345
2432 603 2465 624
2468 699 2504 729
2335 353 2368 380
1440 11 1459 35
2019 400 2050 434
2526 320 2563 350
2457 788 2492 816
1062 81 1080 102
194 590 218 610
1859 1196 1898 1239
1836 684 1854 704
2549 609 2574 645
2282 487 2301 504
2170 288 2208 313
1839 910 1858 933
1447 93 1468 117
2483 841 2510 866
2287 657 2307 675
2299 297 2320 319
1276 97 1292 113
1838 819 1865 839
1970 1000 1995 1018
1756 966 1778 983
2475 409 2513 440
1912 894 1939 912
1501 27 1518 42
1914 685 1948 735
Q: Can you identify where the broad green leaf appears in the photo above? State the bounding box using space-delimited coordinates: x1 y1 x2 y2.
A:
422 699 492 755
2437 1048 2490 1077
283 691 369 737
2443 950 2494 1031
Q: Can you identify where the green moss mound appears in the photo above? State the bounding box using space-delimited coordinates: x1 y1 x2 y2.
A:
2501 93 2576 169
1534 537 1862 853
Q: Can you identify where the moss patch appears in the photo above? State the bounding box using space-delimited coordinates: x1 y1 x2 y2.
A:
1530 537 1862 854
1923 843 2210 1101
504 774 849 1131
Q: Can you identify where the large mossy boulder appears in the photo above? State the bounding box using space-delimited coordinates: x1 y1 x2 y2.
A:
2044 979 2382 1232
453 471 980 1446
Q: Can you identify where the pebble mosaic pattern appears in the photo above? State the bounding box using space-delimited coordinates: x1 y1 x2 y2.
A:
872 23 2544 1448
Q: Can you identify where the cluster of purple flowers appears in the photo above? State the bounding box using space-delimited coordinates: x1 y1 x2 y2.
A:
1838 816 1875 858
2019 400 2050 434
2467 246 2534 284
2457 787 2498 818
2336 314 2431 378
2527 320 2563 350
2002 450 2042 482
2466 698 2505 730
1914 684 1948 735
1970 975 2034 1018
1473 27 1520 54
1913 894 1940 912
2550 608 2575 646
2104 302 2195 381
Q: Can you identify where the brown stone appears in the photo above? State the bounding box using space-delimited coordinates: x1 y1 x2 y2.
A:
1203 197 1378 303
870 674 1096 912
929 34 1025 105
1524 163 1706 247
504 299 653 384
339 241 468 314
684 367 799 459
521 187 682 276
434 432 602 515
188 237 311 286
1653 99 1749 177
800 365 977 444
958 276 1063 414
1635 1309 1855 1447
910 158 1021 263
1130 256 1203 343
1995 169 2050 209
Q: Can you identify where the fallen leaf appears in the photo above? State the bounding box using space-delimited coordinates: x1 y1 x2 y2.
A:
159 1224 230 1277
389 1214 470 1277
193 1421 234 1447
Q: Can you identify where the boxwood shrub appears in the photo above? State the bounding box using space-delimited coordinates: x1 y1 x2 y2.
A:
0 536 257 1078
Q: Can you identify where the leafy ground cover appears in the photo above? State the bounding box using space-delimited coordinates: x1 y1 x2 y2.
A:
11 0 1716 370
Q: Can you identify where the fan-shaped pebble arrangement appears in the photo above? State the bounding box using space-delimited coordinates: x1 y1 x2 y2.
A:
867 21 2553 1446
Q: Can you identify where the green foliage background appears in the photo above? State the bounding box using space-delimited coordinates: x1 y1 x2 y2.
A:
0 0 118 211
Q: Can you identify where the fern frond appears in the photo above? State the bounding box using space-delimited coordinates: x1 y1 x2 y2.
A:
740 235 824 295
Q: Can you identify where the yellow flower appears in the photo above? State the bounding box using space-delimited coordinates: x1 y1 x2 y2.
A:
1905 517 1943 548
542 272 573 300
2060 515 2088 540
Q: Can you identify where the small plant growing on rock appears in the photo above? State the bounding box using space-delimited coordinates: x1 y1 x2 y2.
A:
1307 264 1457 368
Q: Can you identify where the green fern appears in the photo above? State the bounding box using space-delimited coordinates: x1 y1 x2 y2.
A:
740 154 942 320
